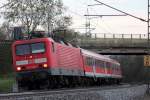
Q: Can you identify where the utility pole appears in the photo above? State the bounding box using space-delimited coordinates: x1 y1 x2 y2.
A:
147 0 150 93
85 8 92 37
148 0 150 41
47 5 51 37
47 4 54 37
48 11 50 36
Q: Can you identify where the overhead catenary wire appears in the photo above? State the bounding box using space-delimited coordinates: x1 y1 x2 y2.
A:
94 0 148 22
86 1 116 35
64 1 96 32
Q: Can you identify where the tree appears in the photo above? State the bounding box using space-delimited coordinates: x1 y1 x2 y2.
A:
0 31 6 40
0 21 11 40
53 28 80 43
0 21 12 40
55 16 72 29
3 0 65 34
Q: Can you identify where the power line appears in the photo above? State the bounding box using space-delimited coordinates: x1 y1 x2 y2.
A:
94 0 147 22
84 14 127 17
88 4 102 6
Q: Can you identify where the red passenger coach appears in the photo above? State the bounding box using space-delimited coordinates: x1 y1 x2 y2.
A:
82 49 122 79
12 37 122 89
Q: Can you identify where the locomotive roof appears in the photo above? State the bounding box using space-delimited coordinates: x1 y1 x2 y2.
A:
13 38 54 45
81 49 120 65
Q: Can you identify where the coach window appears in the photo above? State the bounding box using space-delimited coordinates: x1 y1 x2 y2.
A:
113 64 116 72
87 58 90 66
96 60 98 67
110 63 113 70
98 61 100 67
52 42 55 52
106 62 110 70
86 57 93 66
99 61 104 68
86 57 89 66
89 57 92 66
115 64 118 72
97 60 99 67
116 65 119 72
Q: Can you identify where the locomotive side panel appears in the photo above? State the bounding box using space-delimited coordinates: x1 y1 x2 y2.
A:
50 43 84 76
47 41 58 68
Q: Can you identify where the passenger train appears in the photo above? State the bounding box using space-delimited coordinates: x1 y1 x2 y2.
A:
12 37 122 89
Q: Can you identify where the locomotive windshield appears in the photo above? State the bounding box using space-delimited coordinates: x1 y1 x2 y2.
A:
16 43 45 55
31 43 45 54
16 44 30 55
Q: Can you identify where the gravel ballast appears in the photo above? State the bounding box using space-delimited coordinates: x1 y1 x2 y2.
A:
0 85 147 100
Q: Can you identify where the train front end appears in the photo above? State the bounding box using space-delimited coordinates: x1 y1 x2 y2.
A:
12 38 52 89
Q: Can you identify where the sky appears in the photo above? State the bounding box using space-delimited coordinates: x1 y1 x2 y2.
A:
62 0 148 36
0 0 148 36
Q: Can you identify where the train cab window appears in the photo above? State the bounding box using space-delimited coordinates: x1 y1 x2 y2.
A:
16 43 45 55
31 43 45 54
16 44 30 55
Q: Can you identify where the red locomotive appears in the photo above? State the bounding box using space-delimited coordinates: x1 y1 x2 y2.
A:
12 37 122 89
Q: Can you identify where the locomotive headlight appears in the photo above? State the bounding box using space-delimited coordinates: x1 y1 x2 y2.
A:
29 56 33 59
17 67 21 71
43 64 48 68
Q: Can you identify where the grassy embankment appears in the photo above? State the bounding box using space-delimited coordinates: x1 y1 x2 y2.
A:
0 73 15 93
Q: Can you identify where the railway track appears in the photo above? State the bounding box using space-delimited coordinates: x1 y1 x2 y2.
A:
0 84 141 100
